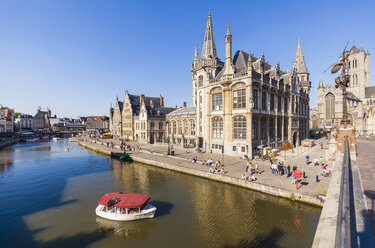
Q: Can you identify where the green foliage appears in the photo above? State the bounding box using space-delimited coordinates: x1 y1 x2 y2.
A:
14 112 21 119
289 193 296 201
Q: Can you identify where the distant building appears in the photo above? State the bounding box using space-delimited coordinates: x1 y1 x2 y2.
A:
311 45 375 135
15 114 33 131
50 117 85 132
0 105 14 134
85 116 109 131
110 91 176 142
32 108 52 131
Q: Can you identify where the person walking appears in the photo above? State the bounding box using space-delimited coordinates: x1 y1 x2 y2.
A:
319 156 323 166
291 170 296 185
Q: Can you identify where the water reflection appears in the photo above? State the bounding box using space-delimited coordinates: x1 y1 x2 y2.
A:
0 141 321 248
96 217 156 239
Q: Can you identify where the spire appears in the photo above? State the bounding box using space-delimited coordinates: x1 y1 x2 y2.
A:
201 10 217 59
194 44 199 60
292 37 308 73
287 65 289 73
247 51 252 67
226 24 231 36
318 78 324 88
223 24 234 76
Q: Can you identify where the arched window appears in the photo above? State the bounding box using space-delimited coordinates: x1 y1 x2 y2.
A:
184 120 188 135
212 117 223 139
233 116 246 139
159 122 163 130
198 75 203 87
325 93 335 120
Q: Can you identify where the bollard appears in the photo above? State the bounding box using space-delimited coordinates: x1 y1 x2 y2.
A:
303 171 306 179
316 175 319 182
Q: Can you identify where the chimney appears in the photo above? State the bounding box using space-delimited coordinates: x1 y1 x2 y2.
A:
160 95 164 107
182 101 187 108
150 100 154 108
140 94 145 104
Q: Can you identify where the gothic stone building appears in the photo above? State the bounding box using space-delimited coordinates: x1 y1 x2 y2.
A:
191 12 311 158
110 91 176 143
311 46 375 135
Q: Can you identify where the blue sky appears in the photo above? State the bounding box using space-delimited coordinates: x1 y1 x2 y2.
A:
0 0 374 117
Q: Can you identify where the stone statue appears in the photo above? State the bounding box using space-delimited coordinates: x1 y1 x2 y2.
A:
327 44 351 125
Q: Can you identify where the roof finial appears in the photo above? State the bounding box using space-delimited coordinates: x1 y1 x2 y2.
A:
208 9 211 18
194 43 199 60
226 24 231 36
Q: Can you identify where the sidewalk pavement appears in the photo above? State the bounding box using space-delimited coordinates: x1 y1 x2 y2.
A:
81 137 330 198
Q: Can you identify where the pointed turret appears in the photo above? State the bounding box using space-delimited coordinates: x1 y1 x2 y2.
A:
247 51 253 69
318 78 324 88
292 37 308 73
194 44 199 60
223 24 234 77
201 10 217 59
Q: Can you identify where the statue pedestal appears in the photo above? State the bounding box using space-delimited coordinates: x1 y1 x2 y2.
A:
336 123 356 152
326 138 337 167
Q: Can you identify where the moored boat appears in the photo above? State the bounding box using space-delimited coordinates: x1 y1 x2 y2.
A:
25 137 40 143
69 137 78 142
120 152 132 161
53 137 61 141
96 192 156 221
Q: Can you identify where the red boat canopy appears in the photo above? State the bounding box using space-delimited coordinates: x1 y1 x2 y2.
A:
98 192 150 209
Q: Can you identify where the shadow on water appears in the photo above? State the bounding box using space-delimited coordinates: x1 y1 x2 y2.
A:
153 200 174 218
222 227 285 248
0 142 111 248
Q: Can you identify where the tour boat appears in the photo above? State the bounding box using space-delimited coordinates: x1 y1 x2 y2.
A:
96 192 156 221
69 137 78 142
25 137 40 143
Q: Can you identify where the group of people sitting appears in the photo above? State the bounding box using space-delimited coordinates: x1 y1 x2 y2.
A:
209 166 225 174
202 159 222 167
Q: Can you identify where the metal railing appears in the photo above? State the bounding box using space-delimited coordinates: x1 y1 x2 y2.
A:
335 136 357 248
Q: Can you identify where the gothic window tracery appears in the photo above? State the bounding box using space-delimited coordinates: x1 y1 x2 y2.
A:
325 93 335 120
233 116 246 139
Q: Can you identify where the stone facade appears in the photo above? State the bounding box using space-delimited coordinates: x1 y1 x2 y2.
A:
191 12 311 158
166 105 196 147
311 46 375 135
85 116 109 130
0 106 14 134
110 91 176 142
32 108 51 131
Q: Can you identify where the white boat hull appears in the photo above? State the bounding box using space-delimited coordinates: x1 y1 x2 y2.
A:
25 138 40 143
95 204 156 221
53 137 60 141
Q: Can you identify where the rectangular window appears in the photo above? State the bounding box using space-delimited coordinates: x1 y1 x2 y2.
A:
284 97 288 113
212 93 223 111
270 94 274 111
191 121 195 135
262 92 267 111
241 147 245 152
252 118 258 140
253 89 258 110
233 89 246 109
233 146 236 151
278 95 281 112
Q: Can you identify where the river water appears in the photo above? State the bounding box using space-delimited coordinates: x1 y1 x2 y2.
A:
0 140 321 248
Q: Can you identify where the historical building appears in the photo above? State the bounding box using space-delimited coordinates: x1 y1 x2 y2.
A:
310 46 375 135
191 12 311 158
166 103 196 147
32 108 52 131
110 91 176 143
15 114 33 131
0 105 14 134
85 116 109 131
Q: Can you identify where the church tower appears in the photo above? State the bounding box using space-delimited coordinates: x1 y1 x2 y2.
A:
191 10 223 148
292 37 311 94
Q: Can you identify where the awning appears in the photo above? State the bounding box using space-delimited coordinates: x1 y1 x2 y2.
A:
97 192 150 209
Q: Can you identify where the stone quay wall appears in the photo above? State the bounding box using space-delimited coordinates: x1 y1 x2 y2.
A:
79 141 323 207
